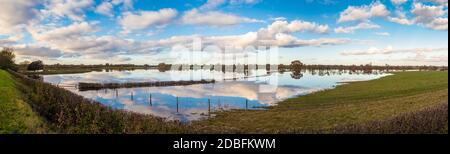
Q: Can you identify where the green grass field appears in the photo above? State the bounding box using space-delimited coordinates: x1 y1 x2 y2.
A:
195 71 448 133
0 70 48 134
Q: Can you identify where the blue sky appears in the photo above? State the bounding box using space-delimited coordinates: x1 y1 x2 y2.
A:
0 0 448 66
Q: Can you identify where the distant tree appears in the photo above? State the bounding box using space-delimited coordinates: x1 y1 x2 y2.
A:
19 61 31 65
266 64 271 71
27 60 44 71
290 60 304 70
157 63 171 72
0 47 18 71
278 64 286 74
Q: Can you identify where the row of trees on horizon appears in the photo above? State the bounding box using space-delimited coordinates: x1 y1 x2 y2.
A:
1 47 448 73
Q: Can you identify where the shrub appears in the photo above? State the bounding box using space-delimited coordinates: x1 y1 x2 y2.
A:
8 70 189 134
330 103 448 134
0 47 18 71
27 60 44 71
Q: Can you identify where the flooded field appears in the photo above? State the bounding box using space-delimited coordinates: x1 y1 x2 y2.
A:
43 69 390 122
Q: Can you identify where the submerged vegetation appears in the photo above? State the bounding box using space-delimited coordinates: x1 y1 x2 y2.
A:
78 80 216 91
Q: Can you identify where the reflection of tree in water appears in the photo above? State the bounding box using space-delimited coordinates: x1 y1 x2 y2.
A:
27 74 43 81
290 70 303 79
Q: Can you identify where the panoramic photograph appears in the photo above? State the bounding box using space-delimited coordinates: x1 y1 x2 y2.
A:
0 0 448 152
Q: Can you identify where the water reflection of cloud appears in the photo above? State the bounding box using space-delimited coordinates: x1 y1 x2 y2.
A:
124 104 209 122
43 69 389 121
147 81 313 105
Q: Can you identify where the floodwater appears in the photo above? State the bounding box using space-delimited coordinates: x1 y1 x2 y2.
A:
43 69 390 122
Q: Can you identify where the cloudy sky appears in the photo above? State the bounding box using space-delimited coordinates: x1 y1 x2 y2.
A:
0 0 448 65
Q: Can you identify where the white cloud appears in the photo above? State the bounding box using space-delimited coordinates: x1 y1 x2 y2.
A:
374 32 391 36
95 0 135 17
391 0 408 5
183 0 263 27
424 0 448 6
13 44 64 58
119 8 178 31
388 16 415 25
28 22 126 55
424 17 448 30
95 1 114 17
0 0 39 35
338 2 390 23
341 46 448 55
411 3 448 30
258 20 329 38
402 52 448 62
29 22 97 41
18 18 349 62
199 0 227 10
264 36 351 47
412 3 446 23
334 22 380 34
229 0 262 5
181 9 262 26
25 22 170 61
171 20 344 48
199 0 261 10
0 38 16 46
270 17 287 21
0 34 23 46
339 2 447 31
111 0 134 9
43 0 95 21
388 1 414 25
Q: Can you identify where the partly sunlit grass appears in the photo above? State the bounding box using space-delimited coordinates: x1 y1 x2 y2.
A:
195 71 448 133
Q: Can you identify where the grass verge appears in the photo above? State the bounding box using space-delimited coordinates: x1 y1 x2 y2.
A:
0 70 48 134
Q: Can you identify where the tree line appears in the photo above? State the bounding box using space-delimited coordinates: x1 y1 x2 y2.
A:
0 48 44 71
1 47 447 73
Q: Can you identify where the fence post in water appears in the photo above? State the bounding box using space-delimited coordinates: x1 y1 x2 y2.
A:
176 97 179 113
246 99 248 110
208 99 211 116
149 93 152 106
131 92 134 101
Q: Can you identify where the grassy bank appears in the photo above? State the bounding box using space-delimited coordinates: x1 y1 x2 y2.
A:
7 70 188 134
194 71 448 133
0 70 48 134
